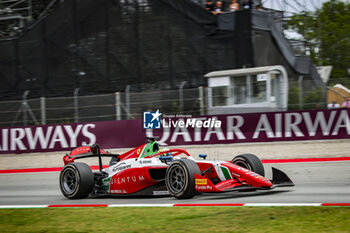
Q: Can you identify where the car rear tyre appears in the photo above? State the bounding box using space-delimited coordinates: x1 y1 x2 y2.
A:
165 159 201 199
231 154 265 177
59 162 94 199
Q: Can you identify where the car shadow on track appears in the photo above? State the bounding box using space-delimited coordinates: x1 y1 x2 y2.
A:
90 195 171 199
87 190 293 201
196 190 292 200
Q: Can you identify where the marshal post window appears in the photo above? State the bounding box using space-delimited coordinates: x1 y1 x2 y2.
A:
206 66 288 114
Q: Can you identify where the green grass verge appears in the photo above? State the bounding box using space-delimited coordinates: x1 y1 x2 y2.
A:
0 207 350 233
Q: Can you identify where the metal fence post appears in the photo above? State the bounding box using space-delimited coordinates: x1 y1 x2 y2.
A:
179 81 186 114
115 92 121 120
298 76 303 110
22 91 30 126
199 86 204 115
40 97 46 125
125 85 130 120
74 88 80 123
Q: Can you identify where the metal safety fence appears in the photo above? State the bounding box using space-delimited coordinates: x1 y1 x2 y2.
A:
0 84 340 127
0 87 207 127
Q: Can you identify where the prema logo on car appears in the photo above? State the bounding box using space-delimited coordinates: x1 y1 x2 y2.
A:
112 163 131 172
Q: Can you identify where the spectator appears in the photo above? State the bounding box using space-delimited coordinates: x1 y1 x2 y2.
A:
314 103 321 110
255 3 263 10
205 0 215 12
327 101 340 109
212 1 224 15
242 0 253 9
229 0 239 11
342 97 350 108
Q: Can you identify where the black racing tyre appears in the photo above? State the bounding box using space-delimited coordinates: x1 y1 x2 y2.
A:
165 159 201 199
59 162 95 199
231 154 265 177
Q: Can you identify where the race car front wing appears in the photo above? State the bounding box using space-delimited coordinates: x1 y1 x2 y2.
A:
194 167 294 193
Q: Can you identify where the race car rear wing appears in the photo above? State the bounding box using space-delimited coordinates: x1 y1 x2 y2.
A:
63 144 120 171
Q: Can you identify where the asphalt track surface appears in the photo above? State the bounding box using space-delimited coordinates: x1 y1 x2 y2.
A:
0 161 350 205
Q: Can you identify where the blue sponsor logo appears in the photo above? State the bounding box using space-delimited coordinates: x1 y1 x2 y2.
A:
143 110 162 129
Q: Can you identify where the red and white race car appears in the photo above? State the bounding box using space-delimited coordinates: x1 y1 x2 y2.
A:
60 137 294 199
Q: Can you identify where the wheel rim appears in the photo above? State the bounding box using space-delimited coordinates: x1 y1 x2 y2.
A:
233 159 252 170
168 165 186 193
61 167 78 195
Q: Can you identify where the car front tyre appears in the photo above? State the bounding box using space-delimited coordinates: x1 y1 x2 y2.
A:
165 159 201 199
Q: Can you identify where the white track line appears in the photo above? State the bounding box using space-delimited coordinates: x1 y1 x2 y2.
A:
244 203 322 207
108 204 173 207
0 203 349 209
0 205 48 208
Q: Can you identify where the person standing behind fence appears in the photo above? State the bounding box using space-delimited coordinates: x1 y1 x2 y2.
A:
242 0 253 9
255 3 263 10
212 1 224 15
205 0 215 12
327 101 340 109
229 0 239 11
342 97 350 108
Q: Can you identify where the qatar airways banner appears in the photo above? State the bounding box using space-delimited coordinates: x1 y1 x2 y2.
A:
149 109 350 146
0 119 145 154
0 109 349 154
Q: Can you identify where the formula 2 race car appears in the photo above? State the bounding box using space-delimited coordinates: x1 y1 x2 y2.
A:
59 137 294 199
